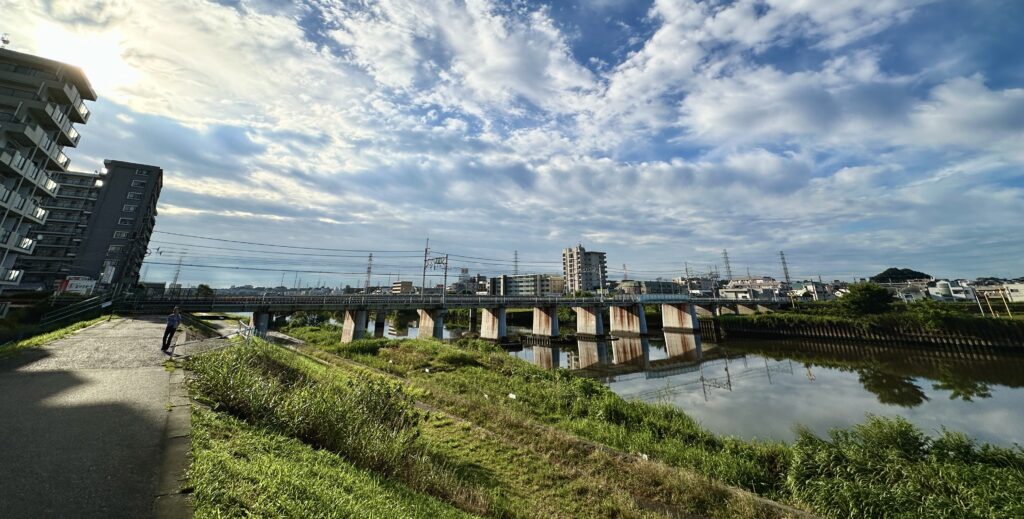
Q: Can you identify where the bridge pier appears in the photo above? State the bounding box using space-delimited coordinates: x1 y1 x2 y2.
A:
532 306 559 337
574 306 605 337
609 304 648 336
273 314 289 327
468 308 478 333
661 303 700 333
340 309 368 343
717 305 736 316
612 336 650 368
417 309 445 340
694 305 714 318
664 330 702 361
533 345 560 369
737 304 758 315
250 311 270 338
480 307 507 341
757 304 774 313
373 311 387 338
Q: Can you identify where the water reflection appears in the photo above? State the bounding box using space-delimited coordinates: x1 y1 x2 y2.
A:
509 333 1024 446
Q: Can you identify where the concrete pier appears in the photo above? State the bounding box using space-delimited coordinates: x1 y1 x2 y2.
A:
694 305 714 318
532 306 560 337
533 345 560 369
574 306 605 336
417 309 445 340
661 303 700 333
664 330 702 361
373 311 387 338
340 309 368 343
250 311 270 338
612 336 650 367
609 304 648 336
480 307 507 341
737 304 758 315
757 304 774 313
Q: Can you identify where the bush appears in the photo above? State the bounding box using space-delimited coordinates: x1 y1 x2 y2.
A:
788 416 1024 518
839 283 893 316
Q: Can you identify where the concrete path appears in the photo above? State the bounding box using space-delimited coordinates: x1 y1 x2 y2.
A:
0 316 193 519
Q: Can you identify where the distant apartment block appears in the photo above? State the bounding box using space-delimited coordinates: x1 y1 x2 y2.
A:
392 280 413 294
488 274 565 297
617 279 684 295
14 169 102 289
0 48 95 313
75 160 161 289
562 244 606 293
722 276 787 300
15 161 161 291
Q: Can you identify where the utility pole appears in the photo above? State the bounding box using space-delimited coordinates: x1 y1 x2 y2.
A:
721 249 733 281
364 253 373 291
779 251 792 285
513 250 519 276
421 238 429 294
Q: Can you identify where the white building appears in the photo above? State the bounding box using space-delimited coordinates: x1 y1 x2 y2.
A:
1006 283 1024 303
562 244 606 293
722 276 786 300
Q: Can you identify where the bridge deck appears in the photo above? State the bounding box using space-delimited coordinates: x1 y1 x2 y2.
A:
116 294 787 314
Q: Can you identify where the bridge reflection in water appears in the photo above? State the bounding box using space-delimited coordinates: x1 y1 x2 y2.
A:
513 332 1024 446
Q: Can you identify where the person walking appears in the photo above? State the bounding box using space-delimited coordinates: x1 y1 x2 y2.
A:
162 307 182 354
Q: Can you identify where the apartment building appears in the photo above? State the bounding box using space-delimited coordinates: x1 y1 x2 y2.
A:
488 274 565 297
0 48 95 313
562 244 606 293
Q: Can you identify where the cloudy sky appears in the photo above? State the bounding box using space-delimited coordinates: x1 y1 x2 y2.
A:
5 0 1023 287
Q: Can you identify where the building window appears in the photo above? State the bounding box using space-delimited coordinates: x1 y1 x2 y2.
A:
126 191 142 200
118 217 134 225
135 169 149 176
131 180 146 188
113 231 130 239
123 204 137 213
107 245 124 254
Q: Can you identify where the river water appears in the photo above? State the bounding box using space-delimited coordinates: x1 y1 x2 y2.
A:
506 332 1024 447
372 320 1024 446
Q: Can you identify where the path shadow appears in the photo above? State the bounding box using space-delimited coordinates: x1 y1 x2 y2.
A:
0 367 165 518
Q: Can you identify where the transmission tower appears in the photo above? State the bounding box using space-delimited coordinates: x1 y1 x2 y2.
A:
364 253 373 290
721 249 733 280
779 251 792 285
170 256 183 287
623 263 628 280
513 250 519 276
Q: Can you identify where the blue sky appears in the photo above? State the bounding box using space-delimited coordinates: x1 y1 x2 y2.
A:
5 0 1023 287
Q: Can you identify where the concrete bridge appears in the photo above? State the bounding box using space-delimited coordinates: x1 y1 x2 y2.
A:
117 294 787 342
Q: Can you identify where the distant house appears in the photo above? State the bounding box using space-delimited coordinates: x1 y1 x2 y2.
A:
723 276 787 300
1006 283 1024 303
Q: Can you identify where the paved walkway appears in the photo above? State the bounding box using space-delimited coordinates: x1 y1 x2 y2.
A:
0 317 194 519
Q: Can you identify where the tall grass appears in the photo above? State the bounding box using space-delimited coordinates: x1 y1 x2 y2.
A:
789 416 1024 518
308 335 1024 517
187 343 502 516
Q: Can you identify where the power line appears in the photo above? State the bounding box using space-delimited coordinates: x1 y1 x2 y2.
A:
153 231 421 253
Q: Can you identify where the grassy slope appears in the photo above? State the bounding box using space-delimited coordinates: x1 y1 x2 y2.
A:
285 326 1024 519
190 407 473 518
190 335 786 518
0 315 112 359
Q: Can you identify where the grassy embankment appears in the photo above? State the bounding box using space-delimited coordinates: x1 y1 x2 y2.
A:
188 334 792 518
279 325 1024 518
0 315 112 359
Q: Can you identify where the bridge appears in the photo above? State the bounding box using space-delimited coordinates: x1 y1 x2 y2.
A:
114 293 788 343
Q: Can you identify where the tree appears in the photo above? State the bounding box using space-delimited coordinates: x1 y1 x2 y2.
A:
196 284 215 298
839 283 893 316
870 267 931 283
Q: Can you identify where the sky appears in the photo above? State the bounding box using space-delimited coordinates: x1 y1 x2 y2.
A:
3 0 1023 287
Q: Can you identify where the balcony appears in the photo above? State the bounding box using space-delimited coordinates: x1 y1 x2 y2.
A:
72 99 90 124
0 269 25 286
36 102 81 147
24 201 48 224
2 122 70 170
8 232 36 254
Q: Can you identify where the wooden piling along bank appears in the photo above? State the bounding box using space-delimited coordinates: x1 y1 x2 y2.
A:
713 317 1024 351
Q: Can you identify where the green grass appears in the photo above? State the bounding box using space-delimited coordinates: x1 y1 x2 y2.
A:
0 315 112 359
190 407 473 518
190 337 788 517
282 327 1024 518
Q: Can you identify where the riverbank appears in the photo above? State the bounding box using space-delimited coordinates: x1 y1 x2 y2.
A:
188 336 792 518
228 325 1024 518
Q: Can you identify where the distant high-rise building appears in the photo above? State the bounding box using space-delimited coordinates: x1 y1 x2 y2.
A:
0 48 96 314
73 160 162 290
488 274 565 296
562 244 606 293
15 161 162 291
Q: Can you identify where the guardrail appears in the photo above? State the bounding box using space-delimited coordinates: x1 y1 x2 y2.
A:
115 294 787 314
